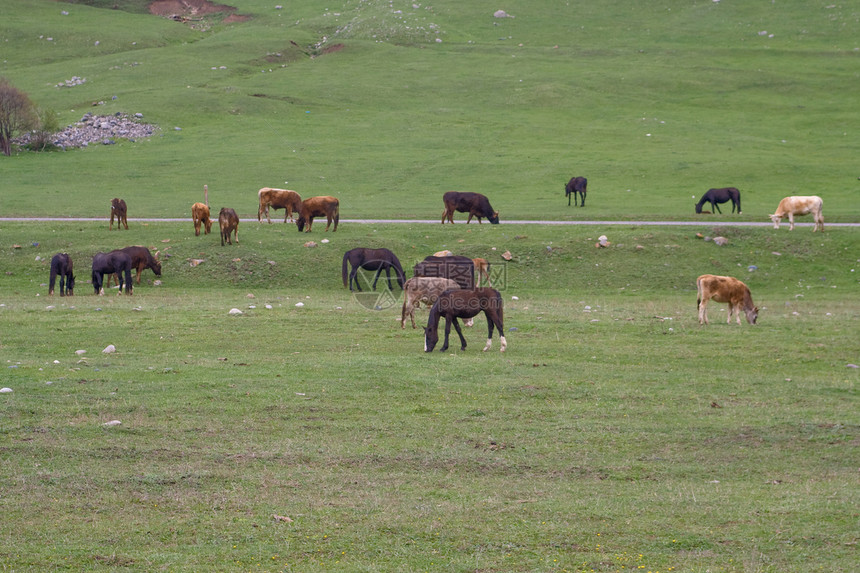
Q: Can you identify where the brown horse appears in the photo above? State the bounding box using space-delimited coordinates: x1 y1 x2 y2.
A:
424 288 506 353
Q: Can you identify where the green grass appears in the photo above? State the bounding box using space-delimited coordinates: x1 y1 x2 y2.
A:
1 222 858 572
1 1 858 571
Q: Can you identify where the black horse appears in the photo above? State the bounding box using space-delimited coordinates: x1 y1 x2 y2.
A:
565 176 587 207
342 248 405 292
695 187 741 214
424 288 507 353
49 253 75 296
92 251 133 295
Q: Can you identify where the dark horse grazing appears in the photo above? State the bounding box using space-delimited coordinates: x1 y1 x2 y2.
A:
424 288 507 353
695 187 741 214
342 247 406 292
92 251 133 295
107 246 162 287
565 176 587 207
49 253 75 296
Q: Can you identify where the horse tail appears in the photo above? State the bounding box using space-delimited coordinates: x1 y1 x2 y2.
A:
342 251 350 288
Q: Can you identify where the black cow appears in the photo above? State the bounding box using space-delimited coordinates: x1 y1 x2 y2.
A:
414 255 475 289
441 192 499 224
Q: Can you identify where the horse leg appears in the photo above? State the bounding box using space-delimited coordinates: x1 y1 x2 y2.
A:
451 317 468 351
714 202 722 214
482 314 494 351
440 317 453 352
580 191 585 207
371 268 383 291
125 269 133 294
350 266 362 292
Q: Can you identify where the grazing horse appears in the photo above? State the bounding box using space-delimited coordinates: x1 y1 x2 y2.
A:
424 288 507 353
695 187 741 214
92 251 133 295
110 198 128 230
565 176 587 207
107 246 161 286
342 248 405 292
49 253 75 296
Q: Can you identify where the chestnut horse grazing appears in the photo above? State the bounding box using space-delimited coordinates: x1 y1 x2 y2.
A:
110 198 128 230
49 253 75 296
696 274 758 325
424 288 506 352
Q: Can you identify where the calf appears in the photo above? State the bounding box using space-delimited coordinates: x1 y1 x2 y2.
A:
441 191 499 224
696 274 758 325
258 187 303 224
219 207 239 245
110 198 128 230
401 277 473 329
769 195 824 231
296 196 339 232
192 202 212 235
473 257 492 287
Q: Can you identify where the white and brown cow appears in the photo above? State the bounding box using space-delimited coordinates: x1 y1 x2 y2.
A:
258 188 303 224
401 277 473 329
769 195 824 232
696 274 758 325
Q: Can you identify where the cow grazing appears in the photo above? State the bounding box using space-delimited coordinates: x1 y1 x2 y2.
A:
473 257 492 287
219 207 239 245
107 246 161 286
110 198 128 230
565 176 587 207
424 288 506 353
696 274 758 325
401 277 472 329
258 187 303 224
441 192 499 224
192 202 212 236
695 187 742 215
769 195 824 232
49 253 74 296
296 196 339 232
342 247 405 292
414 255 475 289
92 251 133 295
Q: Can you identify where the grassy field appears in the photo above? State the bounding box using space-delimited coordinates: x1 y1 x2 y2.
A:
1 1 859 571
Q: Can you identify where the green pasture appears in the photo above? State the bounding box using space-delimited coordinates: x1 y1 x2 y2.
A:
1 221 859 572
0 0 858 220
1 0 858 571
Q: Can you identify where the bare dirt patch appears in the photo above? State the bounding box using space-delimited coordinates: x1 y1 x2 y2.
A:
148 0 250 23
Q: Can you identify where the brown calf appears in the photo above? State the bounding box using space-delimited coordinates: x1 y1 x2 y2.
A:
296 196 339 232
192 202 212 236
110 198 128 230
401 277 472 329
696 274 758 325
258 187 303 224
219 208 239 246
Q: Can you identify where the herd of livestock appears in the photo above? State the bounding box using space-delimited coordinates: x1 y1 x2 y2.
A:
45 181 828 351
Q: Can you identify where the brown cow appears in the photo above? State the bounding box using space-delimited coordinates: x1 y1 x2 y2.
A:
110 198 128 230
696 274 758 325
441 191 499 224
192 202 212 236
258 187 302 224
473 258 492 287
769 195 824 232
107 246 162 287
219 207 239 245
296 196 339 232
